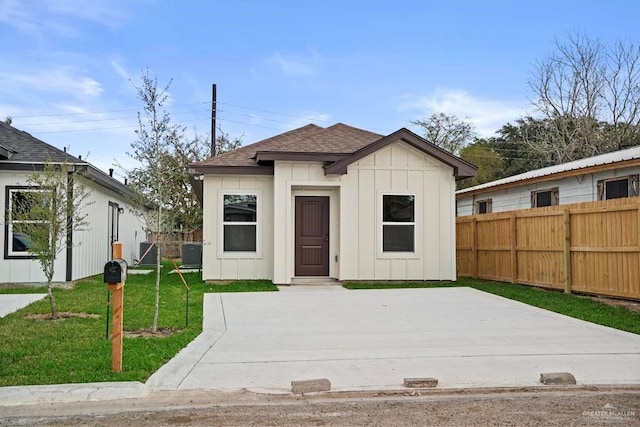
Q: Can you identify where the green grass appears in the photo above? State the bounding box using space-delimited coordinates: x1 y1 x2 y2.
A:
0 264 277 387
344 278 640 335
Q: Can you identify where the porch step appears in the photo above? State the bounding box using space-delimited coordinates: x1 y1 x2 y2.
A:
289 277 343 286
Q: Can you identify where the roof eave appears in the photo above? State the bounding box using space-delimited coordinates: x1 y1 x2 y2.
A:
324 128 478 177
188 165 274 175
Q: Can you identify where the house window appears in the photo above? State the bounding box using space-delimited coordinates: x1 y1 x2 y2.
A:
223 194 257 252
382 194 415 252
5 187 51 258
597 175 640 200
531 188 559 208
475 199 492 214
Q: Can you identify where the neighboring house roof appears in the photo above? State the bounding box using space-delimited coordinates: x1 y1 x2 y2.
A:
0 121 134 198
190 123 477 179
456 145 640 198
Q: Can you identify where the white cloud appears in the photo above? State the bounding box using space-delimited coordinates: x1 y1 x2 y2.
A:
397 88 527 137
0 66 103 97
269 52 318 77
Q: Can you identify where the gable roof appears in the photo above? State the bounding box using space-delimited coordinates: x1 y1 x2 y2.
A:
190 123 477 179
456 145 640 198
0 121 134 198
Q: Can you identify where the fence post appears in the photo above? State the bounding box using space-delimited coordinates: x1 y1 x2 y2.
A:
471 217 478 278
563 207 572 294
510 213 517 283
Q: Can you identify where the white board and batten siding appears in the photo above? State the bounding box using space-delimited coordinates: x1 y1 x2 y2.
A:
272 161 341 284
340 141 457 281
456 165 640 216
201 175 274 280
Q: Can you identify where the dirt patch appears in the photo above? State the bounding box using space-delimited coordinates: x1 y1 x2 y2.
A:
587 295 640 312
24 312 100 321
123 328 177 338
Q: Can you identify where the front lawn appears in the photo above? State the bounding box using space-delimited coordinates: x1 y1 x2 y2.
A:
344 278 640 335
0 264 277 387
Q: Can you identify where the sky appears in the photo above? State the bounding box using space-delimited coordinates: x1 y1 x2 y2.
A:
1 0 639 178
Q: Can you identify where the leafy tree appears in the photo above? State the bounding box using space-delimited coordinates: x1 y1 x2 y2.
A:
412 112 475 154
9 162 92 318
457 140 504 189
127 70 183 333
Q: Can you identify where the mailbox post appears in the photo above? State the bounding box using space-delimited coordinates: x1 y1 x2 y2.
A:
103 242 127 372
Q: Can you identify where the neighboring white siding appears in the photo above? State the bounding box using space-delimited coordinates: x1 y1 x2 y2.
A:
0 171 144 284
456 165 640 215
201 175 274 280
71 178 145 280
0 171 66 283
340 141 457 281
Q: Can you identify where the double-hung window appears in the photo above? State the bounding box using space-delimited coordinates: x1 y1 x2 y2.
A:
5 187 51 258
222 194 257 252
382 194 415 252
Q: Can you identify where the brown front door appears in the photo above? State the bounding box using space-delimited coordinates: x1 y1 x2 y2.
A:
295 196 330 276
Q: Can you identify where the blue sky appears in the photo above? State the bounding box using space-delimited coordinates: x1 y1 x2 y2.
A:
1 0 638 176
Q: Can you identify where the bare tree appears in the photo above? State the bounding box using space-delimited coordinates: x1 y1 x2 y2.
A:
411 112 474 155
8 161 92 318
528 33 640 163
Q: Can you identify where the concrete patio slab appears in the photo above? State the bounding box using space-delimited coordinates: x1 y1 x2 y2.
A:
146 287 640 394
0 294 46 318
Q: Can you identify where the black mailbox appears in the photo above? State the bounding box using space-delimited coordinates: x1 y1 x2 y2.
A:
104 259 128 283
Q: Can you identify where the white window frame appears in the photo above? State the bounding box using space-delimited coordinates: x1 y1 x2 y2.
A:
5 187 51 258
219 191 261 258
380 193 416 255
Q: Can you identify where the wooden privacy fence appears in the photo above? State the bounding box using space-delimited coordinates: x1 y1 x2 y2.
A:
456 197 640 300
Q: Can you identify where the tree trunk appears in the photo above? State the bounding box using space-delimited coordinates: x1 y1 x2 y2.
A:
47 277 58 319
152 207 161 333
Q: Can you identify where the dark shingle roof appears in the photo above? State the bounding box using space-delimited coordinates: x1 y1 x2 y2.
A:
0 121 83 163
192 123 383 168
0 122 135 198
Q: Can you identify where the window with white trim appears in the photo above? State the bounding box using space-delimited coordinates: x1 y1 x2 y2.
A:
222 194 257 252
382 194 415 252
5 187 51 258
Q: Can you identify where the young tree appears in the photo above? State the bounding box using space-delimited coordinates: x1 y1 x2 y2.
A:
411 112 475 155
127 70 184 333
9 162 92 318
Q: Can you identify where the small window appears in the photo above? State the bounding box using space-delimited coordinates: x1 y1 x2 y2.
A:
382 194 415 252
475 199 492 214
597 175 640 200
5 187 51 258
531 188 559 208
222 194 257 252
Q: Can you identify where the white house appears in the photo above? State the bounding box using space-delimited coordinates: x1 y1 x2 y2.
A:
190 123 476 284
0 122 146 284
456 146 640 216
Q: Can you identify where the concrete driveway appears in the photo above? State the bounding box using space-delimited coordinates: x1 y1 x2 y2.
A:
147 287 640 393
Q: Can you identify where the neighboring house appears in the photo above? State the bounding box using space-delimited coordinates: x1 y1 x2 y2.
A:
189 123 476 284
456 146 640 216
0 122 145 284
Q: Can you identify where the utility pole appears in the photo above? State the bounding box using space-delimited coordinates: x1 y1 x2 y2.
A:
211 84 217 157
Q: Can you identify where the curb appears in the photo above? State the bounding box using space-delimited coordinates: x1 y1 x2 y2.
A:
0 382 149 407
